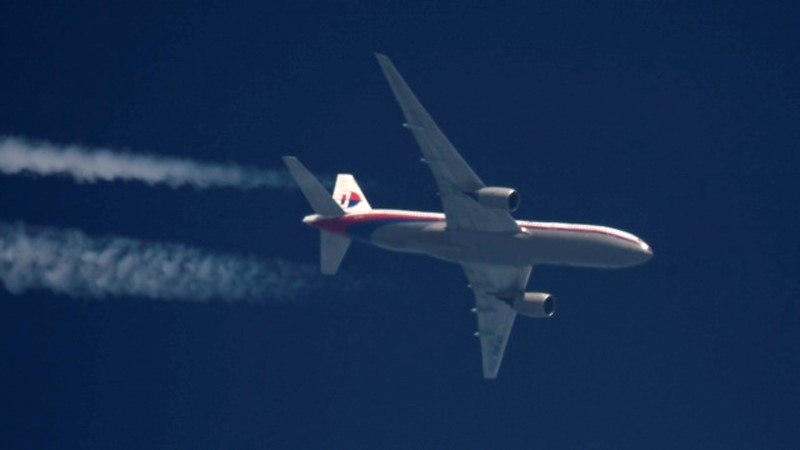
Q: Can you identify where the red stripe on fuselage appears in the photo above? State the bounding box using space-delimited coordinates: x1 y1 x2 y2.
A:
314 212 639 245
519 222 640 245
315 212 441 235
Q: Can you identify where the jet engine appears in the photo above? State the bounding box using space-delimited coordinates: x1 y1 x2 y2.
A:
513 292 556 318
473 187 520 212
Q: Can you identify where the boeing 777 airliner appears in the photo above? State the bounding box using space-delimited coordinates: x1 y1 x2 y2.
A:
284 54 652 379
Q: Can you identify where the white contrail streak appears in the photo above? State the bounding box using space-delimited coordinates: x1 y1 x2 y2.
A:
0 222 319 302
0 136 295 189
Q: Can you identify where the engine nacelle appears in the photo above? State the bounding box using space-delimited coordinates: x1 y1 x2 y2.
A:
513 292 556 318
473 187 520 212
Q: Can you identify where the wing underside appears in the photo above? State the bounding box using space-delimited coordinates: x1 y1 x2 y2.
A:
462 263 532 379
375 54 519 233
376 54 530 378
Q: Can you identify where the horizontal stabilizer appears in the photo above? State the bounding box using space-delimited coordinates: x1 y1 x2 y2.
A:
320 230 351 275
283 156 344 217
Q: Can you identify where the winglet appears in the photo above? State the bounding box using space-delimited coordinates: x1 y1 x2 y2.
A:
282 156 344 217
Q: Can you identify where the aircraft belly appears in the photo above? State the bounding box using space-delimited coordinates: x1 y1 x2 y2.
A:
522 231 641 268
370 223 645 268
370 222 458 259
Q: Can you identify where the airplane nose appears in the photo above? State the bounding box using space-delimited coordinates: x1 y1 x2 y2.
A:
639 241 654 258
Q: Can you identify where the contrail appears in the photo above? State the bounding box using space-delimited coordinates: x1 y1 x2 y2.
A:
0 222 320 302
0 136 295 190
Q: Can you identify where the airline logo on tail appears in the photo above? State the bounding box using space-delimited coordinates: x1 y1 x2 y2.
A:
332 173 371 213
338 191 362 208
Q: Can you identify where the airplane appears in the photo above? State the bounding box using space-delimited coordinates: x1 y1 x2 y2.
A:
283 54 653 379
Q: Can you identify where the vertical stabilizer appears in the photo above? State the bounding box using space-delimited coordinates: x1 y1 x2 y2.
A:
332 174 372 214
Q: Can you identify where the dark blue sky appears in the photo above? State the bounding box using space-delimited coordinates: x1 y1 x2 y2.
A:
1 1 798 448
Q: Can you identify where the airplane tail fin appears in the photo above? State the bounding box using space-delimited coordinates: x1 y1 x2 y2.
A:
282 156 352 275
319 174 372 274
332 174 372 214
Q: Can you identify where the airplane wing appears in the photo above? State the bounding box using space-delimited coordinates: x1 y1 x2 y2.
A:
376 54 520 233
461 262 532 379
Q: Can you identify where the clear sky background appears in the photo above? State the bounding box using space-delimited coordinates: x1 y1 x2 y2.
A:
1 1 798 448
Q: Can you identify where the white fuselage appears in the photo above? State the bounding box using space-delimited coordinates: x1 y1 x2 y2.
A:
310 209 653 269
